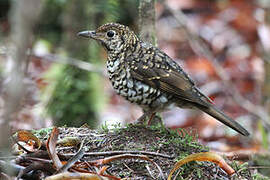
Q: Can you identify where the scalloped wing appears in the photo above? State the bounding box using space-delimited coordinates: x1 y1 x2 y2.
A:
130 62 208 107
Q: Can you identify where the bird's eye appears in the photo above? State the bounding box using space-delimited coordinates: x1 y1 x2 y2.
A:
106 30 115 38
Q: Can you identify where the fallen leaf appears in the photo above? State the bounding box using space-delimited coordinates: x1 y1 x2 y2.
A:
168 151 235 179
16 130 41 151
46 127 62 170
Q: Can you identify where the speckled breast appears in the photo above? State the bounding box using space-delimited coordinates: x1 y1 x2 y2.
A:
106 59 171 110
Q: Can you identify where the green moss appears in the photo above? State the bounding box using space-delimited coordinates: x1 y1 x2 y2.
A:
252 173 270 180
230 161 270 180
253 154 270 177
31 127 53 140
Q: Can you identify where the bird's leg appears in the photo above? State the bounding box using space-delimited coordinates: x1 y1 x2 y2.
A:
147 113 156 125
135 110 155 124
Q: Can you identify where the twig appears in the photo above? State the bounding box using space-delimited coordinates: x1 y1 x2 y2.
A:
56 139 85 173
23 157 52 163
0 156 18 160
165 4 270 131
0 160 25 175
123 162 135 172
45 172 105 180
17 161 55 179
215 150 270 161
63 150 174 159
0 52 106 75
35 53 105 75
145 164 155 179
248 166 270 169
90 154 165 180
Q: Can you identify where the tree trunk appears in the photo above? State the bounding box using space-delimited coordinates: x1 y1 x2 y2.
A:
1 0 42 152
138 0 157 45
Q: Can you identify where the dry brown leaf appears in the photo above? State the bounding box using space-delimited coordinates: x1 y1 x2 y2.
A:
57 136 81 147
17 130 41 151
168 151 235 180
46 127 63 170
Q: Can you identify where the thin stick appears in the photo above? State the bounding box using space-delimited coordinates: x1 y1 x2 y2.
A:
63 150 174 159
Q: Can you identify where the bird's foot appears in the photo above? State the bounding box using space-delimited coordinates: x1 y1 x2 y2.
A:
134 111 158 125
134 113 147 124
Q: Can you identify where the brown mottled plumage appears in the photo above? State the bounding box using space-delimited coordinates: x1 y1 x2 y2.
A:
78 23 249 136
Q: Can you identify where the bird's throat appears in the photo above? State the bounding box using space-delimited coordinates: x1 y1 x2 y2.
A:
101 41 112 52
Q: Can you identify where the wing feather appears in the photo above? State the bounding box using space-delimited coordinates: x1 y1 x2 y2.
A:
130 62 208 107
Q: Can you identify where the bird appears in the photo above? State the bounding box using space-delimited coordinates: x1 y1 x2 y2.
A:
77 23 249 136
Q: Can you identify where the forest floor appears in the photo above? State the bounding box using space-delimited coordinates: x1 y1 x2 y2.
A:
3 124 269 179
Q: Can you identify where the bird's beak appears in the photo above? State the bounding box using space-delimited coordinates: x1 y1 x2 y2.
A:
77 30 96 38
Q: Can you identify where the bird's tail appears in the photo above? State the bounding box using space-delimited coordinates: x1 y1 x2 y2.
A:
198 104 250 136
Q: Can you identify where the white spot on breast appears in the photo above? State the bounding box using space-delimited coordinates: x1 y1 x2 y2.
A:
132 95 142 102
142 85 149 92
107 60 120 73
143 93 149 99
142 98 150 104
127 79 133 88
149 88 155 94
120 89 128 97
128 89 136 97
159 96 168 103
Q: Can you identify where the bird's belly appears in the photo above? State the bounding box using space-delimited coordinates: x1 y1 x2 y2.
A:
111 75 171 110
107 59 172 110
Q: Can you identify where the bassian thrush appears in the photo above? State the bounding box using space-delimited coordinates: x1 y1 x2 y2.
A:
78 23 249 136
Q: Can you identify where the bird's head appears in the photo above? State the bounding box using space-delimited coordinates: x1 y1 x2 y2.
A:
78 23 138 53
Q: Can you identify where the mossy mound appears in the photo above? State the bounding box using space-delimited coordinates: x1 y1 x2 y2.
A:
32 124 261 179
